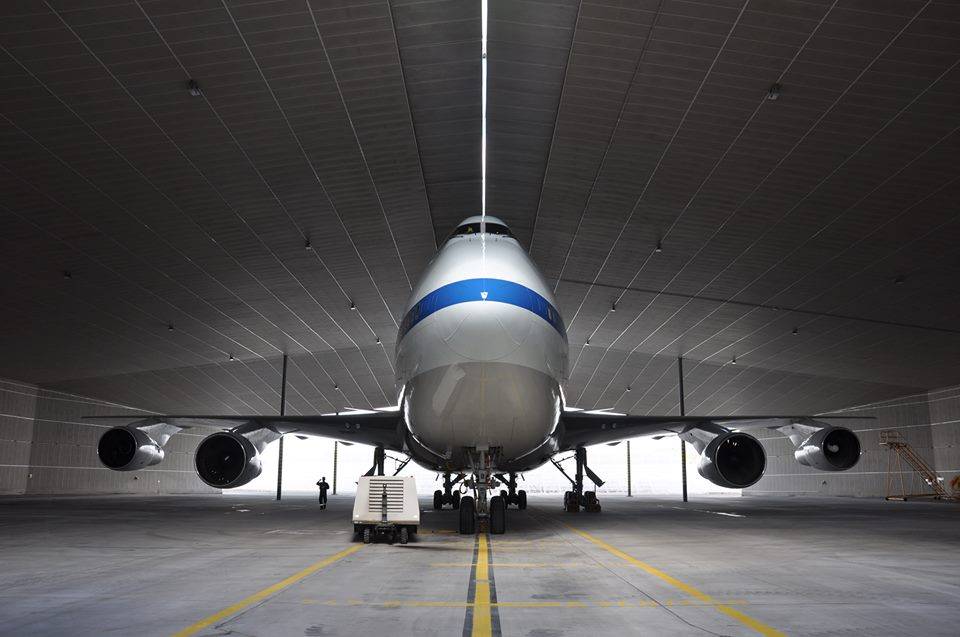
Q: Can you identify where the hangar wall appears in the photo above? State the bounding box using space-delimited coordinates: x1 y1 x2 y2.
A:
748 385 960 498
0 378 215 495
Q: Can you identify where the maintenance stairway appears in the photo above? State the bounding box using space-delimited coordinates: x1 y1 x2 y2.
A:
879 431 957 501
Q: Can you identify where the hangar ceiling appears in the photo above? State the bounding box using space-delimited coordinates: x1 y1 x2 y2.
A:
1 0 960 418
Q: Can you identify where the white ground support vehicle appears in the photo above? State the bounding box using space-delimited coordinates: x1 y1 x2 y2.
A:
352 476 419 544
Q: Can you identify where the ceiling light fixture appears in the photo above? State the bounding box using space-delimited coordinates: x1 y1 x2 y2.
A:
731 356 737 365
62 270 72 279
480 0 488 221
168 324 174 331
767 82 781 101
304 238 312 250
187 79 202 97
626 386 632 392
792 327 799 335
229 353 234 361
349 301 356 310
333 383 339 390
655 240 662 253
894 276 905 285
375 336 381 344
610 302 616 313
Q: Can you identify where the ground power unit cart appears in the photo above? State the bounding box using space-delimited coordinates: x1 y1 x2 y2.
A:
352 476 419 544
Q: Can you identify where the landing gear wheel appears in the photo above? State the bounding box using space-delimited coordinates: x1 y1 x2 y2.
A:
452 492 461 510
363 528 372 544
433 490 442 510
400 527 409 544
518 490 527 510
500 489 507 500
490 496 506 535
584 491 601 512
564 491 579 513
459 496 476 535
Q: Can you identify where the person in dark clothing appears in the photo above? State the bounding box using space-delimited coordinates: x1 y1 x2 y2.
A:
316 477 330 509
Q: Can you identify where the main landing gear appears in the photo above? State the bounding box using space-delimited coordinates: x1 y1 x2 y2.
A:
552 447 603 513
433 472 464 510
495 472 527 509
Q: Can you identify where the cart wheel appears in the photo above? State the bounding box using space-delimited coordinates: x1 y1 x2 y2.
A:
518 490 527 510
399 527 409 545
490 496 506 535
362 528 372 544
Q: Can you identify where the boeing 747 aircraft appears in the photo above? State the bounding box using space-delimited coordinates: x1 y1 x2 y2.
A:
92 216 863 534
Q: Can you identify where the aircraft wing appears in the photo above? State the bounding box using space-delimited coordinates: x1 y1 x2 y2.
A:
557 412 866 450
86 412 406 451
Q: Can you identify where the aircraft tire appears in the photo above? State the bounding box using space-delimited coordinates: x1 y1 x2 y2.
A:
518 490 527 510
433 490 442 510
400 527 409 544
452 491 461 509
490 496 506 535
459 496 476 535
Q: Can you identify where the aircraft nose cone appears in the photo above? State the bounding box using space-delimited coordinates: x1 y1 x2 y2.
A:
434 298 530 361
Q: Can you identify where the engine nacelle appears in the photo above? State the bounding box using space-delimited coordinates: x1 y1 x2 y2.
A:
97 426 164 471
195 431 263 489
697 431 766 489
795 426 861 471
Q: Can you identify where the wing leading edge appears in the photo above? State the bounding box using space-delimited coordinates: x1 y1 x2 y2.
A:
558 412 869 450
86 412 406 452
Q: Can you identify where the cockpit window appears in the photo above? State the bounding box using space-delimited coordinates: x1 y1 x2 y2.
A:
450 222 514 239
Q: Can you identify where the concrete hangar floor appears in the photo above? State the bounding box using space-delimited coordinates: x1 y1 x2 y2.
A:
0 494 957 637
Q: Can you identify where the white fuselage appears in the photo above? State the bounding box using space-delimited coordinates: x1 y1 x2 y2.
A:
395 223 568 472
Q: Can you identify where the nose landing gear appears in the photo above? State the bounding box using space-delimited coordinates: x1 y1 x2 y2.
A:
552 447 603 513
457 448 508 535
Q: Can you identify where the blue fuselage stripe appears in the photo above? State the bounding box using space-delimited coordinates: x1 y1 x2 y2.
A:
399 278 566 340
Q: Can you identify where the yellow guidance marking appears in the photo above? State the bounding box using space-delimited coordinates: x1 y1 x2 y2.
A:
568 527 785 637
471 533 493 637
171 544 363 637
299 597 749 609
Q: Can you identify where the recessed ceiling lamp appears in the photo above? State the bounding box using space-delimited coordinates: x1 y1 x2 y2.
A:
610 302 617 313
626 386 632 392
792 327 799 335
62 270 72 279
655 240 663 253
375 336 381 344
168 324 174 331
893 276 905 285
187 79 202 97
228 353 234 361
731 355 737 365
304 238 312 251
349 301 356 310
767 82 782 101
333 383 339 390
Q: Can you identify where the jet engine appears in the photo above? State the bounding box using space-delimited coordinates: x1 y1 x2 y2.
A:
194 431 263 489
794 426 860 471
97 426 164 471
696 430 766 489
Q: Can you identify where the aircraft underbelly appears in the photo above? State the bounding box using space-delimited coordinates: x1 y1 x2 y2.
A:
404 361 560 463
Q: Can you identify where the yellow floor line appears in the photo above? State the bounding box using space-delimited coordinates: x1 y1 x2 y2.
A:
568 526 786 637
471 533 493 637
170 544 363 637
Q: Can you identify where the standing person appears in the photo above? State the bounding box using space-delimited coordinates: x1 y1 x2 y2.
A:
316 477 330 509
